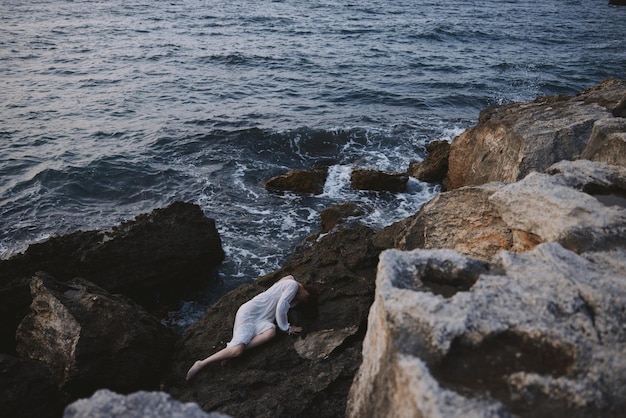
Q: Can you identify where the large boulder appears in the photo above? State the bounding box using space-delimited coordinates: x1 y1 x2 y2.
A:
581 117 626 166
63 389 229 418
347 243 626 418
446 78 626 189
375 159 626 261
164 224 380 418
16 273 175 397
1 201 224 298
0 354 69 418
0 201 224 354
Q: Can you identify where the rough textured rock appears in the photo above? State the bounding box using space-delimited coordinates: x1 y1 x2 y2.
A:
0 354 69 418
488 161 626 254
408 140 450 184
293 326 360 360
0 201 223 353
446 78 626 189
319 202 368 234
581 118 626 166
16 273 174 397
347 243 626 418
373 184 519 261
63 389 229 418
264 167 329 195
375 159 626 261
350 168 408 192
165 224 380 418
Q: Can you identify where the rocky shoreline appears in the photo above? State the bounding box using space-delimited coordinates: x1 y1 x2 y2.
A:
1 79 625 418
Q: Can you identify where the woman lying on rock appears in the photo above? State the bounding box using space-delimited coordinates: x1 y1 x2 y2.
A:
186 275 317 381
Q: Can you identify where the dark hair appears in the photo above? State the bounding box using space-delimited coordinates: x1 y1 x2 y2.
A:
297 284 319 326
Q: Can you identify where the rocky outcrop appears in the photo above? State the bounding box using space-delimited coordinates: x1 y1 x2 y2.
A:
264 167 329 195
0 201 223 353
375 159 626 261
16 273 174 397
350 168 408 192
408 140 450 184
164 224 380 418
581 117 626 165
349 153 626 417
0 354 69 418
1 201 224 299
347 242 626 418
63 389 230 418
446 78 626 189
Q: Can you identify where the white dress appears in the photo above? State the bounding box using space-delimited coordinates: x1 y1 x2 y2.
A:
226 278 299 347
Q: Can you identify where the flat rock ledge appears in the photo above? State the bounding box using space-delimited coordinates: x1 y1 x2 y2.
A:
347 243 626 418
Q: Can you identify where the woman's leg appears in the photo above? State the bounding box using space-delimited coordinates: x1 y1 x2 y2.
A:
246 327 276 349
186 328 277 380
186 343 246 380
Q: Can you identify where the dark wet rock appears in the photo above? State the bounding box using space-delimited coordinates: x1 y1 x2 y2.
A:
0 354 69 418
164 224 379 418
408 140 450 184
264 167 329 195
63 389 230 418
2 201 224 299
446 78 626 189
0 201 224 354
319 202 368 234
16 273 175 397
350 168 408 192
609 0 626 6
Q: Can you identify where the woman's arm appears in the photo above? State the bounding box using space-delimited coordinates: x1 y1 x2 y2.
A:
275 279 298 332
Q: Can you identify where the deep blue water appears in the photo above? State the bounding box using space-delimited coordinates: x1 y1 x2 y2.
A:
1 0 625 324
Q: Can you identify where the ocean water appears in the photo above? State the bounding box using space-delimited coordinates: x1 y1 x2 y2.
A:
2 0 625 323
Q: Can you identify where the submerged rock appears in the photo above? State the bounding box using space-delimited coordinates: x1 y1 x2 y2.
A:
16 273 174 397
264 167 329 195
350 168 408 192
347 243 626 418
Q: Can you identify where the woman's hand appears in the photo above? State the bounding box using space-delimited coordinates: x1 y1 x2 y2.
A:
288 325 303 335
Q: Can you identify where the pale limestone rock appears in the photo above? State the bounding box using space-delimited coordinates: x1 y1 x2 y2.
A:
446 79 626 189
488 169 626 253
347 243 626 417
582 118 626 166
375 159 626 261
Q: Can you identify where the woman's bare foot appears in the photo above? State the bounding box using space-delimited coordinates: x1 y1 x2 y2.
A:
186 360 203 381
